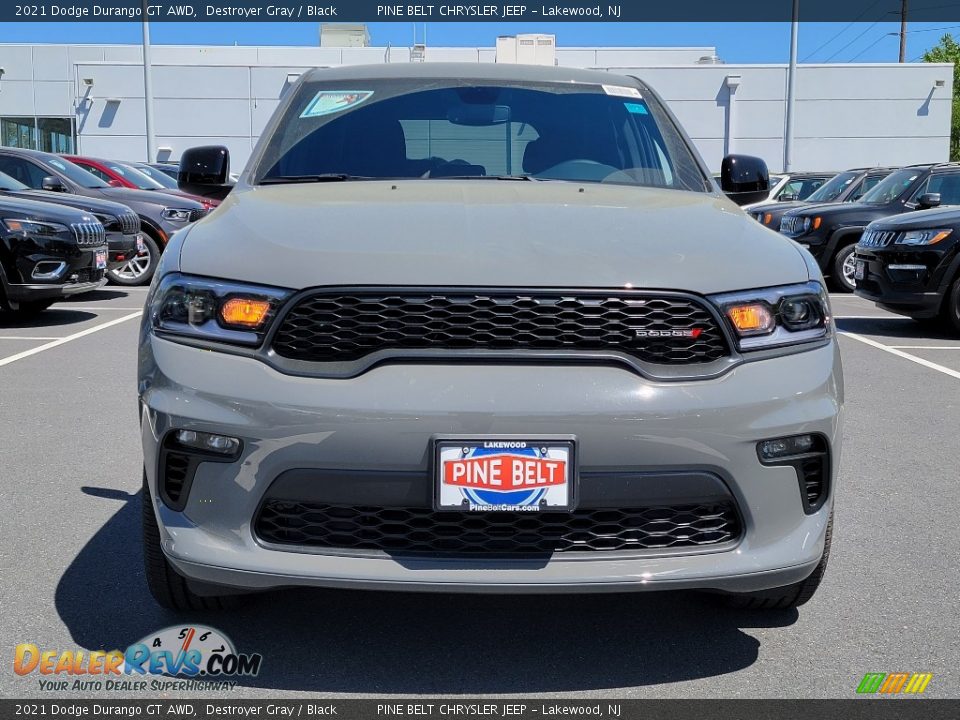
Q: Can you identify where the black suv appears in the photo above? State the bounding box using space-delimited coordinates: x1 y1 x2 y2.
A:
0 170 140 282
0 194 107 316
854 206 960 332
778 164 960 291
749 167 895 231
0 148 207 285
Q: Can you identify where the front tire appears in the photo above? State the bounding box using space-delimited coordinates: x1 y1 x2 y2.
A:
944 274 960 335
108 234 159 286
723 514 833 610
142 472 237 611
831 244 857 293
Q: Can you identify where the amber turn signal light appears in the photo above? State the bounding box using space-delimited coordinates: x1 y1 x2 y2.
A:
220 297 272 328
726 303 775 336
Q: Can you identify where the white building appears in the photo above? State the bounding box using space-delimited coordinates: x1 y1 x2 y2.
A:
0 39 952 173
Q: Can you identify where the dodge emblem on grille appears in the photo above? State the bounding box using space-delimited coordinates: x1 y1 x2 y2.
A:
635 328 703 339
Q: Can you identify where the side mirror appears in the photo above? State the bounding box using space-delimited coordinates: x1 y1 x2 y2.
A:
41 175 67 192
108 179 124 188
178 145 233 201
918 192 941 209
720 154 770 206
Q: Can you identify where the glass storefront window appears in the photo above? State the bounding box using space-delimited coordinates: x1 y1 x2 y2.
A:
38 118 74 153
1 117 36 149
0 117 75 153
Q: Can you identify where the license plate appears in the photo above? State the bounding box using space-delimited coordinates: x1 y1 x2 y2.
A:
136 235 145 253
434 438 576 512
854 259 866 281
95 249 107 270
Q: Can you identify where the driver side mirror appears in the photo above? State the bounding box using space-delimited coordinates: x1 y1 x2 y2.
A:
918 192 941 209
179 145 233 201
720 154 770 206
108 179 124 188
41 175 67 192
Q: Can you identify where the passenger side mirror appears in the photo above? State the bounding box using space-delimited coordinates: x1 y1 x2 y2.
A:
720 154 770 206
41 175 67 192
179 145 233 201
918 192 941 209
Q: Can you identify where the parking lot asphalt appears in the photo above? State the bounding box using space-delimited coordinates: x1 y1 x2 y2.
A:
1 287 958 700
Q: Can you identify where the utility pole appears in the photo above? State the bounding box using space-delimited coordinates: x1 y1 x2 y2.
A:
899 0 908 63
784 0 799 172
142 0 156 162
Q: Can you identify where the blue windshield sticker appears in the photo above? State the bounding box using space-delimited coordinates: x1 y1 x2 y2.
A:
624 102 649 115
300 90 374 118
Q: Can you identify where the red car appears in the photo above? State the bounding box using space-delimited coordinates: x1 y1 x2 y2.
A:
63 156 219 209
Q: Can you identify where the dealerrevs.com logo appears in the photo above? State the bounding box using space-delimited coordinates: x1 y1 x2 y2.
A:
14 625 262 692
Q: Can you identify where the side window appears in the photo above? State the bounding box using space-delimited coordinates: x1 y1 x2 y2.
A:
853 175 882 200
0 156 46 187
76 163 110 183
918 172 960 206
846 179 865 202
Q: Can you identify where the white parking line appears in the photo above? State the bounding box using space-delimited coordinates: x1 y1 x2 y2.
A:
839 331 960 381
0 311 142 368
0 336 62 341
887 346 960 350
55 306 145 311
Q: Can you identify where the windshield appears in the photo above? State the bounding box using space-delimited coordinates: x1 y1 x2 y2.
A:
806 172 857 203
860 168 921 205
107 162 166 190
133 163 177 189
255 79 710 192
43 156 109 189
0 170 28 191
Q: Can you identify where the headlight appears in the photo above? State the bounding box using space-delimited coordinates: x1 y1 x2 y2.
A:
895 228 952 246
160 208 192 222
2 218 69 235
709 282 831 351
149 273 293 346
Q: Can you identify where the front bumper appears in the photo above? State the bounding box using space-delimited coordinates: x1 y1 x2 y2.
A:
2 241 107 301
854 246 953 318
106 231 139 266
140 336 843 594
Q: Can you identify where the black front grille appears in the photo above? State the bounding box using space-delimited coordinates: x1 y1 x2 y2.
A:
188 208 209 222
271 291 730 366
255 501 741 555
163 452 191 504
799 457 826 507
119 211 140 236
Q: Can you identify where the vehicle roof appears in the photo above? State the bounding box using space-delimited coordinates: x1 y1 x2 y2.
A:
301 62 640 87
844 166 898 172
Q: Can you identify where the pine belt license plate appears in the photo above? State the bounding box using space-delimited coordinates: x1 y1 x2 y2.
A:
95 249 107 270
434 438 577 512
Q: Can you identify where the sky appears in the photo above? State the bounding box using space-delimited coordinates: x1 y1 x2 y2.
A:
2 21 959 63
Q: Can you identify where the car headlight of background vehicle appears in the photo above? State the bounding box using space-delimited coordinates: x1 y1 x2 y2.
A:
895 228 952 246
160 208 193 222
2 218 70 235
709 282 831 351
149 273 293 346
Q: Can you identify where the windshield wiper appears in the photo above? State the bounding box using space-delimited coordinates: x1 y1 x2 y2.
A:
260 174 372 185
436 174 539 181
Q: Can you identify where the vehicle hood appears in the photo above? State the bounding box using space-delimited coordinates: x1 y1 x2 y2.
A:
1 188 133 218
869 204 960 230
0 193 95 224
747 200 807 214
100 186 204 209
786 201 896 223
179 181 810 294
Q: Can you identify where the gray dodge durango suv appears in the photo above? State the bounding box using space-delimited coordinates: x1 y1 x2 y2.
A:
139 64 843 611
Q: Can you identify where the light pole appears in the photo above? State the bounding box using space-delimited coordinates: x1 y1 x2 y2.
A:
899 0 908 63
142 0 157 162
784 0 799 172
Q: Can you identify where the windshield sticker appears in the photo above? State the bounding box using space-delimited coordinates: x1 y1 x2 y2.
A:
624 102 649 115
602 84 642 99
48 158 67 170
300 90 374 118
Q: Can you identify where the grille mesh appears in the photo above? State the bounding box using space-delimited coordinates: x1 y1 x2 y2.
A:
858 230 897 248
71 222 106 247
119 211 140 236
255 501 741 555
271 291 729 366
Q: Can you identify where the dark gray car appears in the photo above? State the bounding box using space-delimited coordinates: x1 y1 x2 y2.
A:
0 147 207 285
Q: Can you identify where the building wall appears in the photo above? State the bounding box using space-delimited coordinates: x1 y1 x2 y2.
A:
0 43 952 173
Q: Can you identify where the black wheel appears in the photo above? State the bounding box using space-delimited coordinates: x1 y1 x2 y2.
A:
723 514 833 610
7 299 55 317
944 274 960 335
108 233 160 286
142 472 238 611
830 244 857 292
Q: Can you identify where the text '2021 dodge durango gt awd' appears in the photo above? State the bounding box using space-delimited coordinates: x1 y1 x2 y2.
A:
139 64 843 611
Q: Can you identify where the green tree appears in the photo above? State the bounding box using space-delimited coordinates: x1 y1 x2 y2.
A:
923 34 960 160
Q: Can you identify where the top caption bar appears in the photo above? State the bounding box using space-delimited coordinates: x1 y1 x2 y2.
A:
9 0 960 23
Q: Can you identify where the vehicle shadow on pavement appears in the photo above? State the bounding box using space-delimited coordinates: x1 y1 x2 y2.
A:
0 308 97 329
56 488 798 694
836 316 957 341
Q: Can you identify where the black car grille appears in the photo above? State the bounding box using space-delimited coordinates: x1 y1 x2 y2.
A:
858 229 897 248
162 452 191 504
779 215 804 235
71 222 106 247
119 211 140 236
188 208 209 222
255 501 742 555
271 291 730 366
